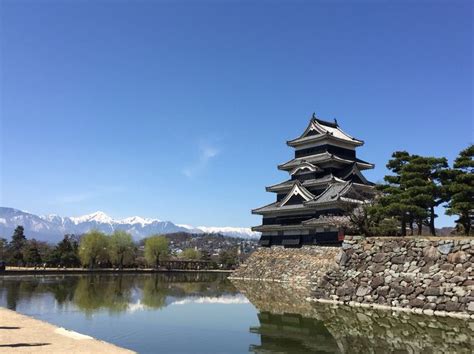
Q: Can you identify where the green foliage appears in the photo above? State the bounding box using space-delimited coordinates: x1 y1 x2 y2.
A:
50 235 81 267
0 238 7 260
179 248 201 260
8 226 27 265
73 275 133 314
144 235 169 267
402 155 448 235
218 248 238 269
23 239 43 265
443 144 474 235
374 151 449 236
141 277 167 309
108 231 135 268
347 202 398 237
78 230 109 268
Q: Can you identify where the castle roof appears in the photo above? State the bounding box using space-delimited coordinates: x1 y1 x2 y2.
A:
278 152 374 171
287 116 364 147
265 174 341 192
253 181 371 215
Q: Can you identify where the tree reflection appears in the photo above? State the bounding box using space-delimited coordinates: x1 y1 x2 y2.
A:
141 276 167 309
0 277 42 310
45 276 78 305
73 275 134 314
0 273 237 315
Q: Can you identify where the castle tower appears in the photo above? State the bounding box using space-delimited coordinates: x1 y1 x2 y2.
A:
252 114 375 247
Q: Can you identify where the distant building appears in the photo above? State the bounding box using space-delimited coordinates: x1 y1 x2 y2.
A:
252 114 375 247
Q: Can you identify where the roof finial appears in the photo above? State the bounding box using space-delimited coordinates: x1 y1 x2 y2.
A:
334 118 338 126
312 112 316 120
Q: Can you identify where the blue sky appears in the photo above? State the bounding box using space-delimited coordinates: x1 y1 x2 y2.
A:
1 0 472 228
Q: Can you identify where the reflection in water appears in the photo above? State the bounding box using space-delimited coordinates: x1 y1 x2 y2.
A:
1 274 472 353
233 280 474 354
0 273 238 314
250 312 339 353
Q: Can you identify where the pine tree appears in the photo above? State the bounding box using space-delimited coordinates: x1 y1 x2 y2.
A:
374 151 450 236
0 238 7 260
444 145 474 235
377 151 414 236
9 226 27 265
52 234 81 267
402 156 448 235
23 239 42 265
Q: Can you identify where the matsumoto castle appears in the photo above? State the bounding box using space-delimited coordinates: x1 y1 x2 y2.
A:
252 114 375 247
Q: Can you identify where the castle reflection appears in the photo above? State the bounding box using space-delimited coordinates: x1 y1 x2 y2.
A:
250 311 339 353
232 280 474 354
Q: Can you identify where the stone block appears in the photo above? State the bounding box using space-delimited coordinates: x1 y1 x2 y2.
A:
356 286 372 297
409 298 424 308
423 246 439 261
377 286 390 297
438 243 453 255
445 301 461 312
391 256 405 264
447 251 469 264
424 287 443 296
373 253 388 263
371 276 384 288
463 279 474 286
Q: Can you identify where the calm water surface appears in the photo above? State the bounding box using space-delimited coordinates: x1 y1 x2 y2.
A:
0 273 472 353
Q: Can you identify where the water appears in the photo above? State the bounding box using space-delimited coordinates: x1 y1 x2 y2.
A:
0 274 472 353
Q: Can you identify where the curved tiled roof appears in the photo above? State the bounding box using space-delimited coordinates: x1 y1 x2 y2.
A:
278 152 373 171
287 116 364 147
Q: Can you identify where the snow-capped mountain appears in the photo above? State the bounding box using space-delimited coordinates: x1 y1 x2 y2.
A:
0 207 260 243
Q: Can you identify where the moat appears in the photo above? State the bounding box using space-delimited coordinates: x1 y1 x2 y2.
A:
0 273 472 353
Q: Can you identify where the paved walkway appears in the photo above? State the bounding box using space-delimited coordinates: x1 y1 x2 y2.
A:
0 308 135 353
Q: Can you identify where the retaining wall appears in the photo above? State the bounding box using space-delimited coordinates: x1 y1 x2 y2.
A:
231 236 474 317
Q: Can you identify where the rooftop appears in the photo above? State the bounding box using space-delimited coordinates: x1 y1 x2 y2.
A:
287 114 364 147
278 152 374 171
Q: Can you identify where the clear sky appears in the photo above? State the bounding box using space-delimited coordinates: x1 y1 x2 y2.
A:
1 0 472 228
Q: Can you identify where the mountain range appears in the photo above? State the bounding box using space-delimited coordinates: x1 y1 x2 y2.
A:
0 207 260 243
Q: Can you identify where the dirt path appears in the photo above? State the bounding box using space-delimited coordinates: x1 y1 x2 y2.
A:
0 307 135 353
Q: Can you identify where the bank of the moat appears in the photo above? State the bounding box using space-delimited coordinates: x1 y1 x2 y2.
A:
232 280 474 353
231 237 474 318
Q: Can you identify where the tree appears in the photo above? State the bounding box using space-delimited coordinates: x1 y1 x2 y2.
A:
23 239 42 265
375 151 449 236
218 248 238 269
9 226 27 265
51 235 81 267
78 230 109 268
179 248 201 260
109 231 135 269
444 145 474 235
0 238 7 260
402 156 448 235
376 151 414 236
144 235 169 268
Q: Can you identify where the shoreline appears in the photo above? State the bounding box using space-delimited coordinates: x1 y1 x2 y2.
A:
0 307 135 353
1 267 233 275
230 277 474 320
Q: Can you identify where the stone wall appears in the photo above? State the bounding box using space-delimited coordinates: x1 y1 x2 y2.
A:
232 280 474 353
231 237 474 316
230 245 340 283
315 236 474 316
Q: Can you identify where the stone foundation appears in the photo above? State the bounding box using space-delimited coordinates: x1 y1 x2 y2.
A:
230 245 340 283
232 280 474 353
231 237 474 317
